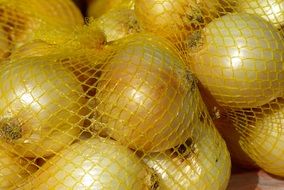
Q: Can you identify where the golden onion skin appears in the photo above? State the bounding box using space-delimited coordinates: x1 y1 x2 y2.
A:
0 57 87 158
144 117 231 190
20 138 155 189
95 8 140 42
94 34 200 152
237 0 284 30
189 13 284 108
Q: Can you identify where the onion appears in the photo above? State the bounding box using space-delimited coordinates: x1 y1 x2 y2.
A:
188 13 284 108
0 149 38 189
0 57 87 158
87 0 134 18
134 0 233 41
94 34 199 152
0 0 83 56
94 8 140 42
143 117 231 190
243 98 284 176
236 0 284 30
20 138 157 189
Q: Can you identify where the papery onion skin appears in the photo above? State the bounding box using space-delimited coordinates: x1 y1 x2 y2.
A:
0 57 87 158
237 0 284 30
189 13 284 108
20 138 155 189
95 8 140 42
144 117 231 190
94 34 199 152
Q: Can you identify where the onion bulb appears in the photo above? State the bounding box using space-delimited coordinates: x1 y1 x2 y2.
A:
0 0 83 56
87 0 134 18
188 13 284 108
20 138 157 189
134 0 233 41
94 8 140 42
0 57 87 157
244 98 284 176
1 0 84 27
94 34 199 152
143 117 231 190
236 0 284 30
0 149 38 189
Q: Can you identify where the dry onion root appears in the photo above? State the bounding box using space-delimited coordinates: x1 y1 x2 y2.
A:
0 57 87 158
188 13 284 108
93 34 200 152
144 116 231 190
20 138 157 189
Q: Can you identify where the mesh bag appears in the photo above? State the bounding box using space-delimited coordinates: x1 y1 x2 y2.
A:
0 0 284 189
132 0 284 178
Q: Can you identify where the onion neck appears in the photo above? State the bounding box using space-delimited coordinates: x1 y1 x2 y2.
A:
0 118 23 142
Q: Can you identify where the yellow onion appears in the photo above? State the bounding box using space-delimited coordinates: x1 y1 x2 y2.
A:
87 0 134 18
236 0 284 30
188 13 284 108
0 0 84 27
20 138 156 189
94 34 199 152
143 117 231 190
94 8 140 42
0 149 38 189
134 0 233 42
0 0 83 55
0 57 87 157
243 98 284 176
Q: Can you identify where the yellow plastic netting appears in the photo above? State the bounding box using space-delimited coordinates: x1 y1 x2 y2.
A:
0 0 283 189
